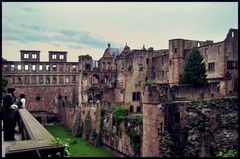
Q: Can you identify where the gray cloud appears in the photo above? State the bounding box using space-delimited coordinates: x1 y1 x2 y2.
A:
3 22 112 50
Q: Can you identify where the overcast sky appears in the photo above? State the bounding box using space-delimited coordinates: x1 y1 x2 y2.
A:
2 2 238 61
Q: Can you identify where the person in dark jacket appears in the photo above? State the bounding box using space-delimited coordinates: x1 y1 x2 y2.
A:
1 88 16 141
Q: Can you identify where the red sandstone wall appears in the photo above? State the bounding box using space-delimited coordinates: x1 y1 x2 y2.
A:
60 107 75 130
13 85 77 114
142 103 164 157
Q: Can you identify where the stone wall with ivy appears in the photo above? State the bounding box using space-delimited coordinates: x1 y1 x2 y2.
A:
100 106 143 157
78 104 143 157
160 97 238 157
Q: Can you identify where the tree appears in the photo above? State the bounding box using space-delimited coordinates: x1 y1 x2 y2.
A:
179 47 208 87
1 76 8 91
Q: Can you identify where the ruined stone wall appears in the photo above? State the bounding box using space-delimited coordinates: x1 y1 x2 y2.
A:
142 103 164 157
60 106 75 130
171 82 220 100
144 98 238 157
13 85 78 114
152 54 169 84
122 52 146 112
199 42 225 79
181 98 238 157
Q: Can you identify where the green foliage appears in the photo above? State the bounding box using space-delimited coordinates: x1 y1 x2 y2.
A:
1 76 8 91
69 140 78 145
91 129 98 139
179 47 208 87
217 149 237 157
129 130 141 153
146 79 155 85
166 139 174 146
135 116 143 125
55 137 71 157
112 106 129 126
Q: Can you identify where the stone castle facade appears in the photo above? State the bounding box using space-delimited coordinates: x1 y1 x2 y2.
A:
2 28 238 157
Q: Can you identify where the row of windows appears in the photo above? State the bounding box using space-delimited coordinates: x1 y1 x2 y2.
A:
52 54 64 60
6 64 77 72
208 60 238 72
12 76 77 85
24 53 37 59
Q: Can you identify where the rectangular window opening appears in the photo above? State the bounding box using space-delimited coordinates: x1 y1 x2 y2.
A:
208 62 215 71
25 65 29 71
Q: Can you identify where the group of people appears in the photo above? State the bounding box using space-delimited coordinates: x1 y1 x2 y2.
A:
1 88 26 141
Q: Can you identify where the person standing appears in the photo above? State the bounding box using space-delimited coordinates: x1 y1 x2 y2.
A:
1 88 16 141
15 94 26 109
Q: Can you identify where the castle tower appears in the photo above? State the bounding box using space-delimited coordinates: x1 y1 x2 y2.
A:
168 39 185 86
142 86 164 157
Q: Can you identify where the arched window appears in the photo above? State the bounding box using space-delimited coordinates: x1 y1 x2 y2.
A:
130 105 134 113
17 77 22 84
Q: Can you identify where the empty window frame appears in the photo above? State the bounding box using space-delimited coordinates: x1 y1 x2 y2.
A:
32 54 37 59
130 105 134 113
36 96 41 101
72 76 77 83
72 65 76 71
132 92 140 101
11 65 15 71
146 58 149 65
46 65 50 71
65 76 70 84
52 76 57 84
39 76 44 84
59 65 63 71
31 76 37 84
227 61 234 70
45 77 50 84
24 65 29 71
32 65 36 71
39 65 43 71
24 77 29 84
24 54 29 59
53 65 57 71
232 31 234 38
59 76 64 84
17 77 22 84
59 55 64 59
17 65 21 71
208 62 215 71
52 54 57 59
174 48 177 53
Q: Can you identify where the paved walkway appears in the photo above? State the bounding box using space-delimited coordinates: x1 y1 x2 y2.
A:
1 123 21 158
